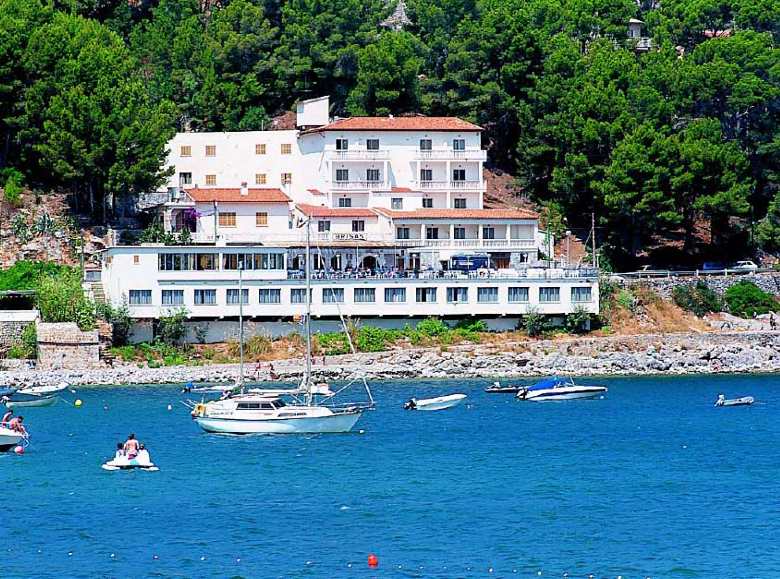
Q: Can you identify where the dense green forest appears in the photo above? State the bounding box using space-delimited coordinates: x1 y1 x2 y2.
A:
0 0 777 265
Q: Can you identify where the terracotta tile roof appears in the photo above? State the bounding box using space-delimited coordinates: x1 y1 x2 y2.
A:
374 208 539 220
185 188 291 203
296 204 378 218
304 116 482 133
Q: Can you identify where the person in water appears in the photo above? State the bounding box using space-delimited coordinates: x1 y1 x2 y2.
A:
137 443 151 465
123 433 139 458
9 416 27 436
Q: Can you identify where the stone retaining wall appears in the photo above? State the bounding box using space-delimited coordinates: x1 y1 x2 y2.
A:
627 272 780 300
0 310 39 349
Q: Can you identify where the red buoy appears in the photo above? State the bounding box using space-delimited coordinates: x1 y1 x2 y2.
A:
14 445 24 455
367 554 378 568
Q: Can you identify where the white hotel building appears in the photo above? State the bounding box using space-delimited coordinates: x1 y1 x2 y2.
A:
100 96 598 340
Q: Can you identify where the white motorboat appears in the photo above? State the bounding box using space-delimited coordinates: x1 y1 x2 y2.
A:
516 377 607 401
188 218 373 435
403 393 467 411
102 456 159 471
4 383 68 408
0 426 25 452
715 394 754 407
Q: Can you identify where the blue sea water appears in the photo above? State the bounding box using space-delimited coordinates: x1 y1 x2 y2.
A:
1 374 779 578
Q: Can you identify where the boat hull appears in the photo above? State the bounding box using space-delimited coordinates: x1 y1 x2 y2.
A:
521 386 607 401
0 427 23 451
195 410 363 434
407 394 467 411
6 395 58 408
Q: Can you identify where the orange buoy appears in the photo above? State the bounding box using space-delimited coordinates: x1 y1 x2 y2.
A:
367 554 378 568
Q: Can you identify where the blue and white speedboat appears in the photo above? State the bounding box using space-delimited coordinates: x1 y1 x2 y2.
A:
516 377 607 401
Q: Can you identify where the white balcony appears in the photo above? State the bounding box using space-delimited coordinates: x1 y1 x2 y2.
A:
415 149 487 161
325 149 390 161
417 180 483 191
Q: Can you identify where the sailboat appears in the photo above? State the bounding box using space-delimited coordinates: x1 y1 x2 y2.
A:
189 218 374 434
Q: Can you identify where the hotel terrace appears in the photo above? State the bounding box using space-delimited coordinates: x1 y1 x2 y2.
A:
100 96 598 340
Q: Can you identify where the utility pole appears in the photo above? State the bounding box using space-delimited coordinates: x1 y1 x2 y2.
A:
591 212 598 269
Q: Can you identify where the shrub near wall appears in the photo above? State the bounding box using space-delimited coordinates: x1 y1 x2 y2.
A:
725 281 778 318
672 282 724 317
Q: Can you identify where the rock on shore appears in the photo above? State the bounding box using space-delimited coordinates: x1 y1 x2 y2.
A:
1 331 778 387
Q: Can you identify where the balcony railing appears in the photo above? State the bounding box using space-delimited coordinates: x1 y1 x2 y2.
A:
417 180 483 190
330 180 384 191
325 150 390 160
415 149 487 161
396 238 536 249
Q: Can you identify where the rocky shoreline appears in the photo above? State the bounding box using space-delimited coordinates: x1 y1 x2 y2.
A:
1 330 778 388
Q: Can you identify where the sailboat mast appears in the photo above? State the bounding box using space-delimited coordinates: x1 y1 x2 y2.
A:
239 261 244 389
305 218 313 404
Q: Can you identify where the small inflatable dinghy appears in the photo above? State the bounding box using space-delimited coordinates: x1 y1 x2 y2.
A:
714 394 754 407
403 393 467 411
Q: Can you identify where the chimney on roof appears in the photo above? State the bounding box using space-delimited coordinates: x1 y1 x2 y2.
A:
240 182 248 196
296 96 330 128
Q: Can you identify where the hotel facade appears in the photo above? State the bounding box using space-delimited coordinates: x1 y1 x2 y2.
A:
100 96 598 340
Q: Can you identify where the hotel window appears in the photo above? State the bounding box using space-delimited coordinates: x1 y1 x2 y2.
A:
508 287 529 303
255 173 267 185
281 143 292 155
420 168 433 182
205 145 216 157
128 290 152 305
205 174 217 186
291 288 311 304
338 197 352 208
419 139 432 150
179 172 192 186
318 220 331 232
482 226 495 240
422 198 433 208
366 169 380 182
258 289 281 304
454 198 466 209
447 287 468 303
133 255 140 265
255 143 266 155
218 212 236 227
352 220 365 232
323 288 344 303
416 287 437 303
478 287 499 303
366 139 380 150
227 289 249 305
453 169 466 181
354 288 375 303
194 289 217 305
336 169 349 182
222 254 239 269
162 289 184 306
384 287 406 303
335 139 349 151
196 253 216 271
391 197 403 210
571 287 592 302
281 172 292 185
180 145 191 157
540 287 561 303
454 227 466 240
426 227 439 240
158 253 195 271
397 227 410 240
256 212 268 227
453 138 465 151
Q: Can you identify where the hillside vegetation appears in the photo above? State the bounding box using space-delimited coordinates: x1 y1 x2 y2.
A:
0 0 777 265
